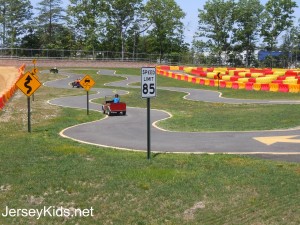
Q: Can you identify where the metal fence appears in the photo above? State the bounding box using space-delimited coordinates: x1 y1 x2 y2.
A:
0 48 194 65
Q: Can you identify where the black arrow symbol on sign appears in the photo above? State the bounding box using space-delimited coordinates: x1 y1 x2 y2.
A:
24 75 32 94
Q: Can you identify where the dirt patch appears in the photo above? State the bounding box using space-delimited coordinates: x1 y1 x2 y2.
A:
183 201 205 220
0 66 19 96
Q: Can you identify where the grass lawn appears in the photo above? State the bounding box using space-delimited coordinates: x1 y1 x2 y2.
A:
0 68 299 224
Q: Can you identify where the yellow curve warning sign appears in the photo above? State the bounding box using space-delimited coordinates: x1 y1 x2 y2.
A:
16 72 41 97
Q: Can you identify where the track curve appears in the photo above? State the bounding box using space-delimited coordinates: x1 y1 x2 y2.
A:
45 70 300 162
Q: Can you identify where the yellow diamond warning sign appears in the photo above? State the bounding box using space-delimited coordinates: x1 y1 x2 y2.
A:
16 72 41 97
31 68 39 75
79 75 95 91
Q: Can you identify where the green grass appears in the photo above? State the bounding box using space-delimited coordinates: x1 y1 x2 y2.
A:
0 68 299 224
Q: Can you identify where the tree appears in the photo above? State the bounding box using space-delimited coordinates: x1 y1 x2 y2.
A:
0 0 33 48
20 28 41 49
281 22 300 68
261 0 297 52
144 0 186 62
233 0 264 67
67 0 106 53
103 0 144 60
35 0 66 47
196 0 235 65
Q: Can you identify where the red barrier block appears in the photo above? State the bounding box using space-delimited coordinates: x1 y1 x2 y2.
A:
234 71 240 76
264 70 274 75
220 81 226 88
261 83 270 91
277 76 286 80
207 68 214 72
279 84 289 92
195 67 204 71
192 77 196 83
209 80 215 86
199 79 205 85
245 82 253 91
0 96 4 110
248 78 256 83
285 70 297 76
178 66 184 70
272 80 283 84
191 69 200 76
199 72 207 77
160 66 170 70
230 76 239 81
232 82 239 89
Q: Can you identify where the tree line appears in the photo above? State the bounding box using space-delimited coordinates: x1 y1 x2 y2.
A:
194 0 299 68
0 0 299 67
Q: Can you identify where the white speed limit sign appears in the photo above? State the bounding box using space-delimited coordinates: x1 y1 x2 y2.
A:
141 67 156 98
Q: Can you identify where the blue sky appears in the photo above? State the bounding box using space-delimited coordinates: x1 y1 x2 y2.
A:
176 0 300 43
30 0 299 44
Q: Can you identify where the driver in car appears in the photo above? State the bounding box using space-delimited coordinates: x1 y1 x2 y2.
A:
113 94 120 103
102 94 119 112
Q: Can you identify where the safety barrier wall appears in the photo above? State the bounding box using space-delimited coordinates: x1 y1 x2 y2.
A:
0 64 25 111
269 83 279 92
156 65 300 94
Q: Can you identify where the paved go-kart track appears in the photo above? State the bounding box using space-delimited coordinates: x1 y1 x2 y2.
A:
44 70 300 163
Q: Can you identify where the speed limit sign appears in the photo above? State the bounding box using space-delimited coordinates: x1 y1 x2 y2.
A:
141 67 156 98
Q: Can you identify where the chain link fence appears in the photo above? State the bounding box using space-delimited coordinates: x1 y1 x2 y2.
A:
0 48 195 65
0 48 296 68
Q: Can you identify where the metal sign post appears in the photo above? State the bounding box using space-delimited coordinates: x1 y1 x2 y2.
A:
141 67 156 160
79 75 95 115
16 72 41 133
32 59 37 102
217 72 221 90
147 98 151 160
87 91 89 115
27 96 31 132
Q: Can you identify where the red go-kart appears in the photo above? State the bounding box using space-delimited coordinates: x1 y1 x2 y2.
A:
102 95 126 116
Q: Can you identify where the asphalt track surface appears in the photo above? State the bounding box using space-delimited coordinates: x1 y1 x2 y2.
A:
44 70 300 163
